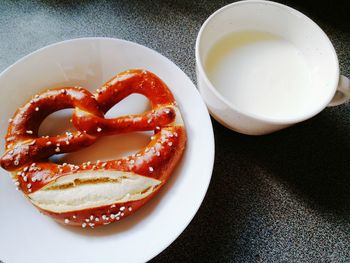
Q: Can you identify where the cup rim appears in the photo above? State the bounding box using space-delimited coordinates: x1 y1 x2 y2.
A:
195 0 339 124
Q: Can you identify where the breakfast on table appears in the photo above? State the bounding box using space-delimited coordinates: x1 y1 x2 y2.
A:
0 1 348 262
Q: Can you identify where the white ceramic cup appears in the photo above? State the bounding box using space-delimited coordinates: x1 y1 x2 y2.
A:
196 0 350 135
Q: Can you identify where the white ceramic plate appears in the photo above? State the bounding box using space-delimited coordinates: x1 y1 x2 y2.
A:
0 38 214 263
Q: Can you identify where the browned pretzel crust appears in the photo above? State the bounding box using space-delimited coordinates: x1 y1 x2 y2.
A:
1 87 103 171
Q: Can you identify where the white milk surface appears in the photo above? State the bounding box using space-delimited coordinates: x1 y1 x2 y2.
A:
205 31 312 119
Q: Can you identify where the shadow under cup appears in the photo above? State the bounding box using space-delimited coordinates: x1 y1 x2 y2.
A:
196 0 339 135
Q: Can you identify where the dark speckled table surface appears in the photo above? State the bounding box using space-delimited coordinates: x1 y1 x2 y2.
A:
0 0 349 262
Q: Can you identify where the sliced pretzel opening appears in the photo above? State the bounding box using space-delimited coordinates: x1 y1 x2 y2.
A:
44 176 130 190
29 170 161 213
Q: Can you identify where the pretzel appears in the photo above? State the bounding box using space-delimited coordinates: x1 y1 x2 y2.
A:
1 87 103 171
0 69 186 228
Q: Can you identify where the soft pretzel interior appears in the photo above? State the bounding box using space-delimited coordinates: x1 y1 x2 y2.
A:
29 170 161 213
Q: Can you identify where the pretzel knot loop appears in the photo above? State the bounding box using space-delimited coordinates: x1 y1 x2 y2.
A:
73 70 178 136
0 69 186 227
1 87 103 171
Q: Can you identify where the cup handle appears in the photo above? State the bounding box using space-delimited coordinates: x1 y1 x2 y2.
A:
328 75 350 107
